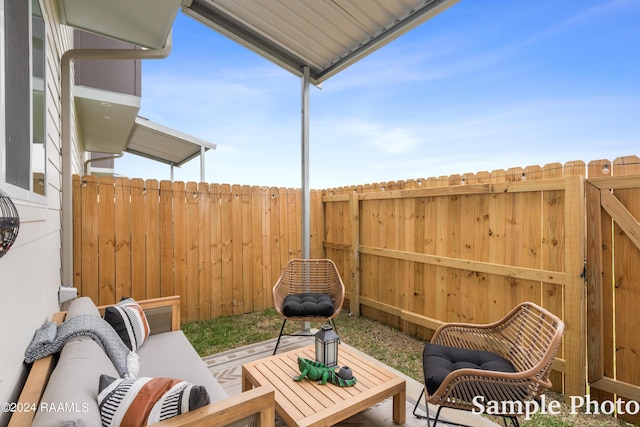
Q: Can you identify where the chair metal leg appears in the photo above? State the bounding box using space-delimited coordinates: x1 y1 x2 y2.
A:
504 416 520 427
273 319 287 355
412 388 432 426
413 386 519 427
329 318 338 335
413 387 452 427
274 317 341 355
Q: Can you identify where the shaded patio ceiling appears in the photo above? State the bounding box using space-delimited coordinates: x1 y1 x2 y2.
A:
182 0 459 85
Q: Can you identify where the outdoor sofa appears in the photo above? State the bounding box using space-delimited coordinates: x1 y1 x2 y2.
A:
9 295 275 426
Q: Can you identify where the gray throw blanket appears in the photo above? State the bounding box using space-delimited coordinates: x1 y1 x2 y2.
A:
24 314 139 378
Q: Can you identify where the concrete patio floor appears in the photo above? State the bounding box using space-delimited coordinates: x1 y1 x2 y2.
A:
201 335 500 426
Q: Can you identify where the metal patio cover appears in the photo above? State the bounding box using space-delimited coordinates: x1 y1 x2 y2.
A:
182 0 459 85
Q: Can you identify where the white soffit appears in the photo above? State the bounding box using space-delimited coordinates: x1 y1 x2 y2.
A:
183 0 459 84
74 85 140 154
58 0 182 49
126 117 216 167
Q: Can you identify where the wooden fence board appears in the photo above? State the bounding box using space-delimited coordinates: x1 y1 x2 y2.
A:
210 184 223 318
541 168 566 391
446 192 461 321
114 177 131 301
72 175 82 291
269 188 281 298
310 189 322 259
185 182 200 323
360 198 375 306
231 185 244 315
159 180 174 298
173 181 187 323
263 188 275 308
288 188 299 259
412 197 426 321
241 185 254 314
487 178 507 321
220 184 233 317
130 179 146 300
198 182 211 321
381 192 395 326
278 188 289 269
434 191 448 321
401 197 415 321
252 186 265 311
469 193 489 323
422 196 437 320
145 180 160 299
98 176 115 305
564 175 586 398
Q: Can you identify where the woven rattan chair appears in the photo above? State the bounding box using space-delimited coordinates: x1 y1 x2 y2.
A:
413 302 565 427
272 259 345 355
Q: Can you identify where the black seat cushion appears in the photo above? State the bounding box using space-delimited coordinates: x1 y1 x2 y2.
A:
423 342 516 395
282 293 334 317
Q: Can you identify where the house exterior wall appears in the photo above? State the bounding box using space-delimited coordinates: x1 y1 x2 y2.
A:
74 30 142 97
0 0 77 421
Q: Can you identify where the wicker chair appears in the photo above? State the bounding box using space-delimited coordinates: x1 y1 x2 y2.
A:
413 302 565 427
272 259 345 355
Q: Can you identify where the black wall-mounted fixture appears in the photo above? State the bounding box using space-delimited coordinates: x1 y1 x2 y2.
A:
0 188 20 258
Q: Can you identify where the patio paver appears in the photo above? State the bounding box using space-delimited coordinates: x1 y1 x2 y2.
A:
202 335 499 426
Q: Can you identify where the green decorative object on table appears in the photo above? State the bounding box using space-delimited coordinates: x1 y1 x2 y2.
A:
294 357 357 387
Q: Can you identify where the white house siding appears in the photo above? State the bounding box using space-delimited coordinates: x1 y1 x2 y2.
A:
0 0 77 422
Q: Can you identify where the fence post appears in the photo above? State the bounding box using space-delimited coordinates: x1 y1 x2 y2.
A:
350 191 360 317
564 174 587 398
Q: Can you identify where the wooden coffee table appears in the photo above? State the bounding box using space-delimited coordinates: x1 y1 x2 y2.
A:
242 344 406 427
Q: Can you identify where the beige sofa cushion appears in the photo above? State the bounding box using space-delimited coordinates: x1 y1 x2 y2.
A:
32 337 118 427
137 331 228 402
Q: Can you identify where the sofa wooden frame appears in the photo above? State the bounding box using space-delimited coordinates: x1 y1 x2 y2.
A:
9 296 275 427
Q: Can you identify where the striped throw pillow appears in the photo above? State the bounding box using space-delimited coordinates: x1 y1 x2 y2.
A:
98 375 210 426
104 298 150 351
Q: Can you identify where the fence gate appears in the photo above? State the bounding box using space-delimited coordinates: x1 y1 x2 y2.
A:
587 163 640 425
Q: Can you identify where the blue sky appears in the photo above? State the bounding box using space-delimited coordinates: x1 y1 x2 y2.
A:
115 0 640 189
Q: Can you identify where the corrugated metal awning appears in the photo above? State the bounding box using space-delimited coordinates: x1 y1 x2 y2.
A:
182 0 459 84
126 117 216 166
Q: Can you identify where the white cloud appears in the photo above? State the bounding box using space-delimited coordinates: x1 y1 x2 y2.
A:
331 120 419 154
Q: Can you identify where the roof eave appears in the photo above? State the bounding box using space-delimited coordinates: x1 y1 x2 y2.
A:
183 0 459 84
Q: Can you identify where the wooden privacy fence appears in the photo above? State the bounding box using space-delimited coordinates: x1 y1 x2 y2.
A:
72 175 325 321
73 155 640 412
322 161 586 400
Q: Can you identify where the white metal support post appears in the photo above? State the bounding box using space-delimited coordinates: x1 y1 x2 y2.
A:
200 146 206 182
301 66 310 259
301 66 311 333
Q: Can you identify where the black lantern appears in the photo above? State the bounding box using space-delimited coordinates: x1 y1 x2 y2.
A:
0 188 20 258
315 325 339 368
